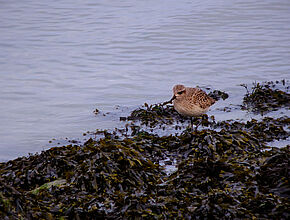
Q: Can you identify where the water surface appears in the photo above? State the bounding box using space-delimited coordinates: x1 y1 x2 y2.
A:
0 0 290 161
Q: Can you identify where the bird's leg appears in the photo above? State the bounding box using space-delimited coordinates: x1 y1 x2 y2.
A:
189 117 198 133
188 117 195 139
195 119 201 131
194 116 204 131
190 117 194 132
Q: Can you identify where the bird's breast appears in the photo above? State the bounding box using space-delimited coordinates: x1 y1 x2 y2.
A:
173 100 209 117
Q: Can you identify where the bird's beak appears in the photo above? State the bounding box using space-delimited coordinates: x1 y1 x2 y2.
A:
161 95 176 106
169 95 176 103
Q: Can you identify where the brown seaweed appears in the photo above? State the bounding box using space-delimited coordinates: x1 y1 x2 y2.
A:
241 80 290 114
0 81 289 219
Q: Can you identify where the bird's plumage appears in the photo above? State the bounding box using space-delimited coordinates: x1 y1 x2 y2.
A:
172 84 215 117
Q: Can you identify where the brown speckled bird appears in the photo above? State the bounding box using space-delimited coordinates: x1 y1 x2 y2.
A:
170 84 216 130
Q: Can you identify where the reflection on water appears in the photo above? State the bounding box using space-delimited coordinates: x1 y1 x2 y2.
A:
0 0 290 161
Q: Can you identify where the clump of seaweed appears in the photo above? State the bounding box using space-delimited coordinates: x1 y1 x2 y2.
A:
93 108 99 115
208 89 229 101
0 136 164 219
258 147 289 198
215 116 289 143
241 80 290 114
127 103 184 127
160 146 289 219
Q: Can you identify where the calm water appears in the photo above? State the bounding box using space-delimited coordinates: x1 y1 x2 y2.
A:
0 0 290 161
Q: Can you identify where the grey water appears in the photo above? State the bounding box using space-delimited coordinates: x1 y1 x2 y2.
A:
0 0 290 161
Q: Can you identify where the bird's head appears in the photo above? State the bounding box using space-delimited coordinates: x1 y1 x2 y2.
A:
172 84 186 101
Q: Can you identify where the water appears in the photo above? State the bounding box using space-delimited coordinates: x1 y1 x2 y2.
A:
0 0 289 161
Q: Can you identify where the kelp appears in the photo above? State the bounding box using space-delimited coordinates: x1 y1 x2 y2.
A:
0 81 289 219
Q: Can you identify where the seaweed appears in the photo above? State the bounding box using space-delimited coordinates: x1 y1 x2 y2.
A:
128 103 184 127
208 90 229 101
93 108 100 115
215 116 290 143
241 80 290 114
0 81 289 219
1 125 289 219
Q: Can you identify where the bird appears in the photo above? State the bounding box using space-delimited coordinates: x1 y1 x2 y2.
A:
169 84 216 130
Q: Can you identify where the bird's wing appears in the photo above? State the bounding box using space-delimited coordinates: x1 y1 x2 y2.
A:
187 88 215 109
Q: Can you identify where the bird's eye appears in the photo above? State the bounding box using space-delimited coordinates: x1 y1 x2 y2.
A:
177 91 184 95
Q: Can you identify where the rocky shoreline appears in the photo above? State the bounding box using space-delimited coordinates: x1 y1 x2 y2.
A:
1 81 289 219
